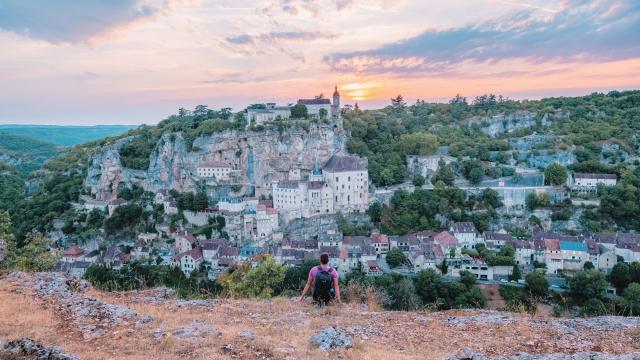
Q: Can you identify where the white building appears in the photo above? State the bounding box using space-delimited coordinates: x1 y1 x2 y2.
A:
322 155 369 213
297 98 332 118
569 172 617 189
247 103 291 125
450 222 483 249
175 248 203 276
272 154 369 220
197 161 232 180
559 241 589 272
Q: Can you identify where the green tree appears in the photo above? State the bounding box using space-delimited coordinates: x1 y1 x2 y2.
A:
623 282 640 316
386 248 408 268
290 103 308 119
398 132 438 156
431 161 455 186
609 262 631 291
319 107 328 120
414 269 443 304
468 167 485 185
15 232 59 272
459 270 477 288
583 261 595 270
509 264 522 281
412 174 425 187
525 271 548 298
525 192 538 211
386 278 421 310
219 255 286 299
193 191 209 211
544 163 568 186
567 269 608 305
0 211 16 269
390 95 406 110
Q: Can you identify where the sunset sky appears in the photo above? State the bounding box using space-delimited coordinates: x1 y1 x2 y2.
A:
1 0 639 125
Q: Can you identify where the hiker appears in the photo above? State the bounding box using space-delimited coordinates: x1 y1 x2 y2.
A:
299 252 341 305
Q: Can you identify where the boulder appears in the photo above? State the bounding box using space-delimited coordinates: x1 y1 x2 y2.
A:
2 337 80 360
309 327 352 351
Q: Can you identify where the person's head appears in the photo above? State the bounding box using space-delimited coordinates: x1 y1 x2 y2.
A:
320 252 329 265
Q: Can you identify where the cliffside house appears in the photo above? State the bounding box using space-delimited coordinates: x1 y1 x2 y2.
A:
246 103 292 125
197 160 232 180
107 199 127 216
568 172 617 194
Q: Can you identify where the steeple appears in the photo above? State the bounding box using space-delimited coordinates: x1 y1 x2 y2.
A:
331 85 340 120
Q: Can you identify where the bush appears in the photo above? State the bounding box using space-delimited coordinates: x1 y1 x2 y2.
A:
386 278 422 311
218 255 286 299
386 248 408 268
525 271 548 298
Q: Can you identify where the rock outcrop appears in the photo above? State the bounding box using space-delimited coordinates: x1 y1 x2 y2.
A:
84 126 346 198
2 337 80 360
309 327 353 350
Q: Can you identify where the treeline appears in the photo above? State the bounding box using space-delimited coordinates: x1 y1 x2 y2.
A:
367 187 502 235
119 105 243 170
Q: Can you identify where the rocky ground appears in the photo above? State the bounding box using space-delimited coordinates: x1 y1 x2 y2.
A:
1 272 640 360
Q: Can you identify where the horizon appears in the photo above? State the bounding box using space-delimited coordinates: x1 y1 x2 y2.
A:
1 0 639 125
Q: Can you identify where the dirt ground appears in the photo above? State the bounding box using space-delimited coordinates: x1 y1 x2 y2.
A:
1 273 639 360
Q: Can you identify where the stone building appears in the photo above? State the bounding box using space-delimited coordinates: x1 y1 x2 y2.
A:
272 154 368 221
197 161 232 180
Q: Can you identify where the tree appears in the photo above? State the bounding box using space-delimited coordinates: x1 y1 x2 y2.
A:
509 264 521 281
609 262 631 291
290 103 308 119
526 192 538 211
0 211 16 269
398 132 438 156
459 270 476 288
193 191 209 211
412 174 425 187
440 259 448 275
390 95 406 110
414 269 443 304
479 188 503 209
583 261 595 270
468 167 485 185
431 161 455 186
544 163 568 186
219 255 286 299
386 278 421 310
386 248 408 268
319 107 328 120
14 232 59 272
623 282 640 316
525 271 548 298
567 269 608 305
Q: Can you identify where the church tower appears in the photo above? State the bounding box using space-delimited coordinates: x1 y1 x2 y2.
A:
331 85 342 130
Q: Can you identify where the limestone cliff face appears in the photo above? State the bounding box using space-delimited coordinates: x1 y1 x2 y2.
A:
85 126 346 197
146 133 194 192
85 137 146 200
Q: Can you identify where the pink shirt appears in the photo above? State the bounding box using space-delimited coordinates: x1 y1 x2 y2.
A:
309 265 339 281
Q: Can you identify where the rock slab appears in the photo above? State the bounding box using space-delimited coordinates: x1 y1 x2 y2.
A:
309 327 352 351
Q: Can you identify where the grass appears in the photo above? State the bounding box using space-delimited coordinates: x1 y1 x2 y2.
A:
2 273 640 359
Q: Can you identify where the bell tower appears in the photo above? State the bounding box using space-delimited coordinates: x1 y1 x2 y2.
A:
331 85 342 130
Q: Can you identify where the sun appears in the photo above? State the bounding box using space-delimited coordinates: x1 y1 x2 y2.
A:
341 82 380 101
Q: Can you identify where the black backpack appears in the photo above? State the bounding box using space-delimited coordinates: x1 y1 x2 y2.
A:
313 266 333 298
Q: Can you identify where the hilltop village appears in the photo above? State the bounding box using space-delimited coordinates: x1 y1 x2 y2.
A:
27 89 637 301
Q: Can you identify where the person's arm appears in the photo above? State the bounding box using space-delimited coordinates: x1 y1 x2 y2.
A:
299 274 313 301
333 276 341 303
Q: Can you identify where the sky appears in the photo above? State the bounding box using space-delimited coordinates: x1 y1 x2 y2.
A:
0 0 639 125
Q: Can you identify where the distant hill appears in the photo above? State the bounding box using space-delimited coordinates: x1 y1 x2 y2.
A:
0 124 137 147
0 131 59 171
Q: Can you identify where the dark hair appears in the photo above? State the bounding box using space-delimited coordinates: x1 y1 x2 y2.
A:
320 253 329 264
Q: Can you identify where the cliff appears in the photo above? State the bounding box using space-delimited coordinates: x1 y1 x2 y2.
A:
2 272 640 360
85 126 346 200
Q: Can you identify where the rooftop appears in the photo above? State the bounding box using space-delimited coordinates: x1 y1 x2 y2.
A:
322 155 367 172
298 98 331 105
560 241 587 252
199 160 232 168
574 173 617 180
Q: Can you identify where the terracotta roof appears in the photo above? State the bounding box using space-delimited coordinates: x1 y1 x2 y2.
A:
434 231 459 248
322 155 367 172
371 233 389 244
63 245 84 257
544 239 560 251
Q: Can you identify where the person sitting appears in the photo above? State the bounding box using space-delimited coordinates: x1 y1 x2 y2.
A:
299 252 341 305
